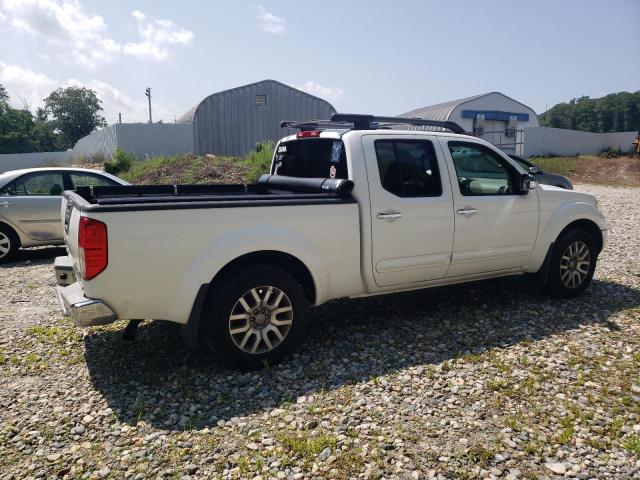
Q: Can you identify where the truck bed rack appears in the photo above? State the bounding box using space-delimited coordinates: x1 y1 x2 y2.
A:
280 113 467 134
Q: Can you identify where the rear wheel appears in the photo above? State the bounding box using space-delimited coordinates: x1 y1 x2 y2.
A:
203 265 308 370
543 228 597 297
0 224 19 264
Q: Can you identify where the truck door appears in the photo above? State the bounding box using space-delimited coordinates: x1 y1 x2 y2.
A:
362 135 455 287
440 139 539 277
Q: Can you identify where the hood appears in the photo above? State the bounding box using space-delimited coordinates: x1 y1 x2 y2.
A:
537 183 597 205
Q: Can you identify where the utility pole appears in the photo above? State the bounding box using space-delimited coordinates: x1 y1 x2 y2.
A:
145 87 152 123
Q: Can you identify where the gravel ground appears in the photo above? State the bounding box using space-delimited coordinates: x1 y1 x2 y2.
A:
1 184 639 480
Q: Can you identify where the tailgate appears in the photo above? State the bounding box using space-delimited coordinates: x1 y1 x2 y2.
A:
60 192 83 272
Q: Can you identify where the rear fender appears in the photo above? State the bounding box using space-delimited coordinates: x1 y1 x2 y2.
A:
168 225 328 323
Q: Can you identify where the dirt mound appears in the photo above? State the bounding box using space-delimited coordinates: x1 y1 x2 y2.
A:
127 154 252 185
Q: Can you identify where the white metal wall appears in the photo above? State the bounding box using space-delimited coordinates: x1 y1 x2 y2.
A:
0 151 75 173
523 127 637 157
73 123 194 159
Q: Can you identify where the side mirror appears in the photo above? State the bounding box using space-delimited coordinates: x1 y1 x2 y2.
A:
528 166 540 175
519 173 533 194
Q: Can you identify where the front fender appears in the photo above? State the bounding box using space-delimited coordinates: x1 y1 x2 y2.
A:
166 224 329 322
524 201 606 272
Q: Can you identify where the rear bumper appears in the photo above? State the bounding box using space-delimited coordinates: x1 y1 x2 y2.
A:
57 282 117 327
54 256 116 327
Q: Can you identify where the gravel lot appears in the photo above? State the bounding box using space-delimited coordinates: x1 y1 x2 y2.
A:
1 184 639 480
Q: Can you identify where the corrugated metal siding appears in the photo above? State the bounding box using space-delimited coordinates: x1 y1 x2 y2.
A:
191 80 336 156
115 123 194 159
73 125 118 159
72 124 194 160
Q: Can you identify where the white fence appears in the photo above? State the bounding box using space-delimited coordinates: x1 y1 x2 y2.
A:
523 127 637 157
0 123 195 173
0 151 76 173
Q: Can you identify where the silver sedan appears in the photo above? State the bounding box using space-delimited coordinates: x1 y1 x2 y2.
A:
0 167 128 263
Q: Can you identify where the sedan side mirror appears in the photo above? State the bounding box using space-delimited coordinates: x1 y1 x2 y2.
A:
519 173 533 194
528 166 540 175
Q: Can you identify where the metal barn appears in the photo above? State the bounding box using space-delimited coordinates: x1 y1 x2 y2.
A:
178 79 336 156
401 92 539 155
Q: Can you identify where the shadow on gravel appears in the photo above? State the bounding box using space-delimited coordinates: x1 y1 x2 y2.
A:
83 276 640 431
0 246 66 268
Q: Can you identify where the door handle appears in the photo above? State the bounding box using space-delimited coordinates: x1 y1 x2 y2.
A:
0 201 13 207
377 211 403 220
456 208 477 216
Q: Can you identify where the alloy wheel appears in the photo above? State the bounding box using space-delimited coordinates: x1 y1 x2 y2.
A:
228 286 293 354
560 240 591 288
0 232 11 258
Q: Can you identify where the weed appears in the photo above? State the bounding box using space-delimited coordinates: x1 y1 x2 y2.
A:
243 142 274 181
105 148 136 174
622 434 640 455
278 432 337 461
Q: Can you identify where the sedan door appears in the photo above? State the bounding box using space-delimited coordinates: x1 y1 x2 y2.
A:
2 171 66 242
440 140 539 278
363 135 455 287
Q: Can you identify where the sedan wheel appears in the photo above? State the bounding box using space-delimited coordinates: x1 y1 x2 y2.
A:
0 231 11 258
0 226 19 263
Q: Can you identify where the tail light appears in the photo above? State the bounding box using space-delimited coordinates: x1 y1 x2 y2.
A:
78 217 108 280
296 130 321 138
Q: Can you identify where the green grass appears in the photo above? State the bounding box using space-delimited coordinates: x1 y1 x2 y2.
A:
277 433 337 461
115 142 274 185
622 434 640 455
243 142 275 181
529 155 595 177
118 154 188 182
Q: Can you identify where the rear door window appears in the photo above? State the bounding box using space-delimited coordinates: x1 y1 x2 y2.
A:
273 139 348 179
374 139 442 197
70 172 119 188
11 172 65 196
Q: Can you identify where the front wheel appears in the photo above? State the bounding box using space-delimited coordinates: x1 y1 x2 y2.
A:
203 265 308 370
0 224 20 264
543 228 597 298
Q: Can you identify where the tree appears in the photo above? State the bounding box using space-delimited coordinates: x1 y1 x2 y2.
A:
44 87 106 149
540 91 640 133
0 84 36 154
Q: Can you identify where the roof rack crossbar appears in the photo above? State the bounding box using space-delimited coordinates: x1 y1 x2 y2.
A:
330 113 466 134
279 120 352 131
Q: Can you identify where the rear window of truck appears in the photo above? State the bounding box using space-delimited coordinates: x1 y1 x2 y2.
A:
272 138 347 179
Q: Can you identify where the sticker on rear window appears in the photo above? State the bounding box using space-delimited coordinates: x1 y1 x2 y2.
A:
330 141 342 163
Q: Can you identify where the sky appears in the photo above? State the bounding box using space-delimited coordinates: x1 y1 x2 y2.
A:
0 0 638 124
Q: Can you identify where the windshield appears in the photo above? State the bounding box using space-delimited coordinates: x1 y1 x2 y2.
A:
272 138 348 179
511 156 533 171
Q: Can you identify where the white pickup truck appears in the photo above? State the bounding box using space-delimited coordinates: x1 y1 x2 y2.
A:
55 114 607 369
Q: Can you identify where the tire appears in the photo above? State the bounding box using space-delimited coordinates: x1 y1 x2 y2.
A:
202 265 308 370
543 228 597 298
0 224 20 264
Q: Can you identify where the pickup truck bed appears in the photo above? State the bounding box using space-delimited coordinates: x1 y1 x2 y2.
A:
59 175 362 332
68 176 356 212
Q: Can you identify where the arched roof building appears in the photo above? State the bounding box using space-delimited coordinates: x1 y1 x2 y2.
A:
178 79 336 156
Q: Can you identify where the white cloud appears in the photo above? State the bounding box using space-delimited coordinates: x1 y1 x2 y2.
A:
0 0 121 69
0 61 172 123
255 5 285 35
0 61 57 109
296 81 344 103
123 10 193 61
64 78 173 123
